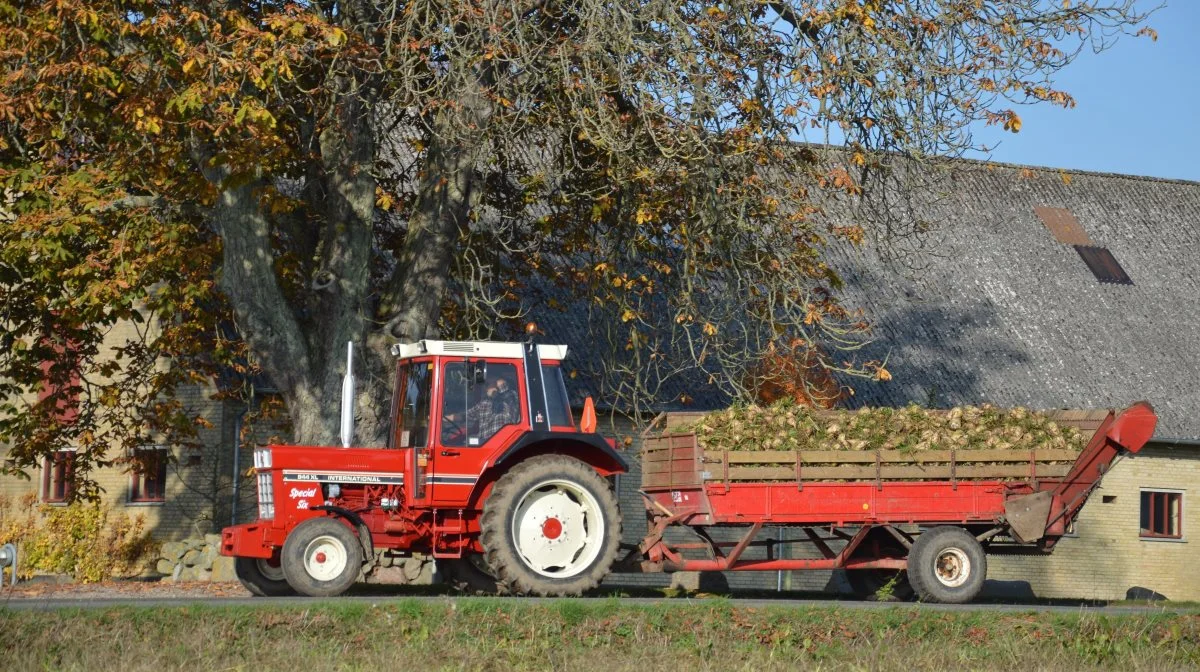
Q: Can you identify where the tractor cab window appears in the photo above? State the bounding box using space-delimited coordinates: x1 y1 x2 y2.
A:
543 364 574 427
441 361 521 448
394 361 433 449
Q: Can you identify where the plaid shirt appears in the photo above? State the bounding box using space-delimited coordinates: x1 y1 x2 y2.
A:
468 397 509 443
494 389 520 424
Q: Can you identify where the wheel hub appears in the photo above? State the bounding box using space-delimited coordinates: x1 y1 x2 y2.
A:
934 547 971 588
255 558 286 582
303 535 349 582
511 479 605 578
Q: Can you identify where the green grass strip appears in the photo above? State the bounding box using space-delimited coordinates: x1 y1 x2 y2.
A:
2 600 1197 671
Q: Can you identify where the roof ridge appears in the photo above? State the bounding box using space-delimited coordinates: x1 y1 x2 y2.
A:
948 153 1200 187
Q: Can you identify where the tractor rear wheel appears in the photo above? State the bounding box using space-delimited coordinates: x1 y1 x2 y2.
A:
235 555 295 597
281 517 363 597
908 526 987 604
481 454 621 596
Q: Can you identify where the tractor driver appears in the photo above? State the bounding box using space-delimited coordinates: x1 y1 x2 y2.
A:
493 376 520 425
446 379 507 444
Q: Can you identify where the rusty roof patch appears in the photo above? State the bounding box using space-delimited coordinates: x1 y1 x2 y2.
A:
1035 206 1094 246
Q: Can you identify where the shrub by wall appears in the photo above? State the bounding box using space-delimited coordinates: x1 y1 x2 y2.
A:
0 494 157 582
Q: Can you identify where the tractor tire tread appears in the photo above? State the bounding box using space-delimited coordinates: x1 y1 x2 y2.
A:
235 556 295 597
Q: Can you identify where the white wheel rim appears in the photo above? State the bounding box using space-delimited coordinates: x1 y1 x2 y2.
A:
256 559 285 582
933 547 971 588
303 535 349 582
511 478 604 578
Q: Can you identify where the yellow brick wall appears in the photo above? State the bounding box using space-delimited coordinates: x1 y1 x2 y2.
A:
987 442 1199 601
0 317 254 541
0 380 239 542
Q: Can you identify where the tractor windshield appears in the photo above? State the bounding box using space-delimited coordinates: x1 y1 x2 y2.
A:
393 361 433 449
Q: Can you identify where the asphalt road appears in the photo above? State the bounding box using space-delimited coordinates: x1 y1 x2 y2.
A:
2 592 1194 614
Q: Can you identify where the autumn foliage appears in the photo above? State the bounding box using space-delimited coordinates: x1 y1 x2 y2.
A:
0 1 1156 495
747 348 842 409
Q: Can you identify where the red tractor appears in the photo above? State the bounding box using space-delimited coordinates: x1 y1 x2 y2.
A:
221 338 627 597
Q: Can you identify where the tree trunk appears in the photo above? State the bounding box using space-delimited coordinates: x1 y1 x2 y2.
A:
206 172 338 446
382 127 480 344
201 77 382 448
311 76 386 446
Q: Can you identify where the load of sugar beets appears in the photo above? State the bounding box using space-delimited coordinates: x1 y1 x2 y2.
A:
685 401 1089 460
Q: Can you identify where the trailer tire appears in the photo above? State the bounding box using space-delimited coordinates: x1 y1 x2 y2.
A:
235 556 295 597
481 454 621 596
281 517 362 597
440 555 503 595
908 526 986 604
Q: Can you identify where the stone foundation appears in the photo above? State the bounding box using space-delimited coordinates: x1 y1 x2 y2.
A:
155 534 235 582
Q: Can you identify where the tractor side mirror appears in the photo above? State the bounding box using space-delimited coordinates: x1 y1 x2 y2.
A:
473 360 488 385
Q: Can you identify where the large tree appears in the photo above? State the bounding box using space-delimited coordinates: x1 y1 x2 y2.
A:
0 0 1153 496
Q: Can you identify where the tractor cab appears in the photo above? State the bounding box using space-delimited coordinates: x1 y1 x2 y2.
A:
386 340 588 505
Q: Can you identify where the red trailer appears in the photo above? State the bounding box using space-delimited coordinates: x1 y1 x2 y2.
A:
632 403 1156 602
220 336 1156 604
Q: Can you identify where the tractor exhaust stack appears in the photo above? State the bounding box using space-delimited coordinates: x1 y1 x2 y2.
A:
340 341 355 448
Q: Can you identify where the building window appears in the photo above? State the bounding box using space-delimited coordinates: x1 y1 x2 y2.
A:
130 447 169 503
43 450 75 503
1140 490 1183 540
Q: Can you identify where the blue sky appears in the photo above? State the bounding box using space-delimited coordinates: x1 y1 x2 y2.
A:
969 2 1199 181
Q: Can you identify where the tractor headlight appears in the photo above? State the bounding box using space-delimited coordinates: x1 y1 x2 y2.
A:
253 448 272 469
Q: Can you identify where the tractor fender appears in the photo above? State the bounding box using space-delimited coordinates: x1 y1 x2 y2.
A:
488 431 628 475
310 505 374 561
469 432 628 509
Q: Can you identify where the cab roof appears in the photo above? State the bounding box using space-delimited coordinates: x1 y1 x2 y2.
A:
391 340 569 361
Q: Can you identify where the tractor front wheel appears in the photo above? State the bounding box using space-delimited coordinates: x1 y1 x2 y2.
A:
235 555 295 597
481 455 621 596
281 517 363 597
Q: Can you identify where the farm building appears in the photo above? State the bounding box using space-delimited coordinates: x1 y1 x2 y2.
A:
551 158 1200 601
822 158 1200 602
1 157 1198 600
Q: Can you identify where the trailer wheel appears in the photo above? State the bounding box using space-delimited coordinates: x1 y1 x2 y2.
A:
235 556 295 597
440 554 503 595
281 517 362 597
908 526 987 604
481 454 621 596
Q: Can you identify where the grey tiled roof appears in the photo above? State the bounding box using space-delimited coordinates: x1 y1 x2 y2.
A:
517 158 1200 439
824 161 1200 439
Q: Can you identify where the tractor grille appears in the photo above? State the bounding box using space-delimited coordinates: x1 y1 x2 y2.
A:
254 449 275 519
257 472 275 519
